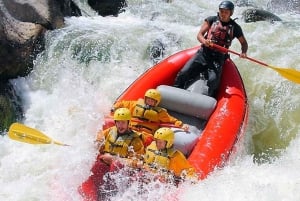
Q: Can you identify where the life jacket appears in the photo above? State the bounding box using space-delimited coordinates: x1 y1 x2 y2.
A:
130 99 162 133
144 141 177 171
103 127 140 158
206 17 234 48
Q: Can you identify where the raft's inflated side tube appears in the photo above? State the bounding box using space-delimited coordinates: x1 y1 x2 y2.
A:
157 85 217 120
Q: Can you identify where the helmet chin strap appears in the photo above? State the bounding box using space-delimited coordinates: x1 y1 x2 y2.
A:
144 104 151 109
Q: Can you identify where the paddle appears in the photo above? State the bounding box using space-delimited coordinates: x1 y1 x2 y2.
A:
130 119 182 129
8 123 69 146
211 44 300 84
105 115 183 129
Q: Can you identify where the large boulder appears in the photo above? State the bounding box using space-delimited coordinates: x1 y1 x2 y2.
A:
88 0 127 16
0 0 81 81
0 0 81 132
242 8 282 23
0 81 23 133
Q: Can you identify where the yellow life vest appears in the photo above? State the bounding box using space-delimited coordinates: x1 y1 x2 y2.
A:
131 99 162 133
144 141 176 171
103 127 141 158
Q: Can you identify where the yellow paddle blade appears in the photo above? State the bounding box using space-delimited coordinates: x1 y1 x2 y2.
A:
267 65 300 84
8 123 69 146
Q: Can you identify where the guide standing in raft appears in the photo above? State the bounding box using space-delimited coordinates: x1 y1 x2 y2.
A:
174 1 248 97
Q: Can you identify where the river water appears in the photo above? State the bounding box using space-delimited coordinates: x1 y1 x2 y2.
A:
1 0 300 200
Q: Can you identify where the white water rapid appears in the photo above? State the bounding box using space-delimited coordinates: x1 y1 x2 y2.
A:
1 0 300 200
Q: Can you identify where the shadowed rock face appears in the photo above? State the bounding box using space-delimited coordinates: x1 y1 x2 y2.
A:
0 0 81 132
0 81 23 133
0 34 44 80
148 39 165 64
0 0 129 132
53 0 82 17
0 0 80 81
0 6 45 80
88 0 127 16
242 8 282 23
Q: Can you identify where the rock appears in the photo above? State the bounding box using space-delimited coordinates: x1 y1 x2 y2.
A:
0 0 81 80
0 81 23 133
242 8 282 23
147 39 165 64
54 0 82 17
88 0 127 16
0 0 81 131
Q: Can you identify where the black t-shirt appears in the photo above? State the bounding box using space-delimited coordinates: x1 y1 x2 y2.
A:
205 15 244 39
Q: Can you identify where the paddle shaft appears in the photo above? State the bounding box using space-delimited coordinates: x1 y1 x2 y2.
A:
130 119 182 129
211 44 300 84
211 44 269 67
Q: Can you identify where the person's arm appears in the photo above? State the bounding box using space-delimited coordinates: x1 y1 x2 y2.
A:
95 128 109 152
99 153 116 165
233 22 248 58
113 100 137 114
96 130 104 142
113 100 126 110
238 35 248 58
122 137 145 168
131 137 145 156
169 151 196 178
158 109 189 131
197 20 211 47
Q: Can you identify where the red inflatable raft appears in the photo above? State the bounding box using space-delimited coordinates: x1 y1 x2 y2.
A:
79 46 248 200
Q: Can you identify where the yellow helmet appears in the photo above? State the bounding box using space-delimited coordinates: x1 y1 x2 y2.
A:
113 108 131 121
144 89 161 106
154 127 174 149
